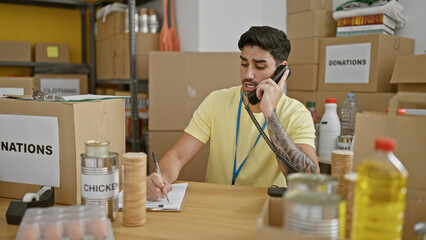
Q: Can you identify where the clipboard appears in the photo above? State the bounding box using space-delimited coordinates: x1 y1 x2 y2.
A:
146 183 190 212
118 182 190 212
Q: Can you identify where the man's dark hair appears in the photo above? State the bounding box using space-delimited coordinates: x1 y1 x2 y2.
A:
238 26 291 66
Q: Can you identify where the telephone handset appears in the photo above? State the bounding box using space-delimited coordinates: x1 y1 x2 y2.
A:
247 64 291 105
244 64 300 173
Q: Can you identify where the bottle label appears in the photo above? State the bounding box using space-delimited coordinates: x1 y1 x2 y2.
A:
81 171 119 200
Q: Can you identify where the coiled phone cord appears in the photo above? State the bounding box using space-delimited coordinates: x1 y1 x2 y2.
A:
244 105 300 173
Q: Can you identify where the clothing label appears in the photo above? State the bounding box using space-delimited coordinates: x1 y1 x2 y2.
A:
325 43 371 84
40 78 80 96
81 171 119 200
0 88 24 97
0 114 60 187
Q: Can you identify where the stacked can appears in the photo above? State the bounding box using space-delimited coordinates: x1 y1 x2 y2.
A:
81 140 119 220
337 135 354 151
284 173 346 240
331 150 353 196
122 152 147 226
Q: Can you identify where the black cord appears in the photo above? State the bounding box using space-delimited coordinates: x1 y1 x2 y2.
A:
245 105 300 173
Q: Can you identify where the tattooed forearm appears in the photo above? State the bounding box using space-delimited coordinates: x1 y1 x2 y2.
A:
266 109 318 175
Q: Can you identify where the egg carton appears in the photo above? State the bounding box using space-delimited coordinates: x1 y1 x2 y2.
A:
15 205 114 240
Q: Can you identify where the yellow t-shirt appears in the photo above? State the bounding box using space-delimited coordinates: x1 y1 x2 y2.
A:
184 86 315 187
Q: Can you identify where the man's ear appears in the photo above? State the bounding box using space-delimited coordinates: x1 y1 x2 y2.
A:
278 60 288 66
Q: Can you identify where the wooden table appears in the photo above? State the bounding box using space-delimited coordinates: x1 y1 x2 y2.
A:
0 182 268 240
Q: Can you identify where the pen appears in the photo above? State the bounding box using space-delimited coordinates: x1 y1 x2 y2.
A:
152 152 170 203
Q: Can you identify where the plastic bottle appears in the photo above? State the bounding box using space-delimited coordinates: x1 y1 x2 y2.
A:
125 9 139 33
139 8 149 33
341 93 359 136
351 137 408 240
306 101 318 124
148 9 159 33
319 98 341 161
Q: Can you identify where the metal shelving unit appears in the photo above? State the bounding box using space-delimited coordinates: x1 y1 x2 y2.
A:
94 0 142 152
126 0 142 152
0 0 96 93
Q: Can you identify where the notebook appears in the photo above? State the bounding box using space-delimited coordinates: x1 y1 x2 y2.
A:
119 182 189 212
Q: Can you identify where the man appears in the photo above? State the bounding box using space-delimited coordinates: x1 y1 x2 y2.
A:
147 26 319 201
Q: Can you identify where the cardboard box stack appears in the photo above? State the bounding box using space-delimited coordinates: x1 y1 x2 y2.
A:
353 92 426 240
148 52 241 182
95 11 160 80
286 0 335 112
286 1 414 121
373 58 426 240
316 34 414 119
317 39 420 240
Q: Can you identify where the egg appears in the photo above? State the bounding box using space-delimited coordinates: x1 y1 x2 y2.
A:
66 220 85 240
89 218 110 239
43 222 64 240
18 224 40 240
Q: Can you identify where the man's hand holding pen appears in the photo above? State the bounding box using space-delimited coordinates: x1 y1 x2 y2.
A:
146 173 173 201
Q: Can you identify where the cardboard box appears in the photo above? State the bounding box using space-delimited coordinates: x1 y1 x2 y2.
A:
390 54 426 92
114 55 149 80
0 98 125 204
96 38 114 79
287 10 336 39
35 43 70 63
0 40 31 62
257 197 340 239
315 91 395 118
111 33 159 57
287 64 318 91
353 92 426 240
286 90 317 107
149 52 241 131
318 34 414 92
0 77 35 97
287 0 333 15
175 0 286 52
288 38 321 65
34 74 88 96
148 131 209 182
96 33 159 80
95 11 126 42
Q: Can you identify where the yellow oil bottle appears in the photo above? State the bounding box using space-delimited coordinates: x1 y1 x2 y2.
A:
352 138 408 240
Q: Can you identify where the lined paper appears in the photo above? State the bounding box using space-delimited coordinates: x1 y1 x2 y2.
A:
119 183 188 211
